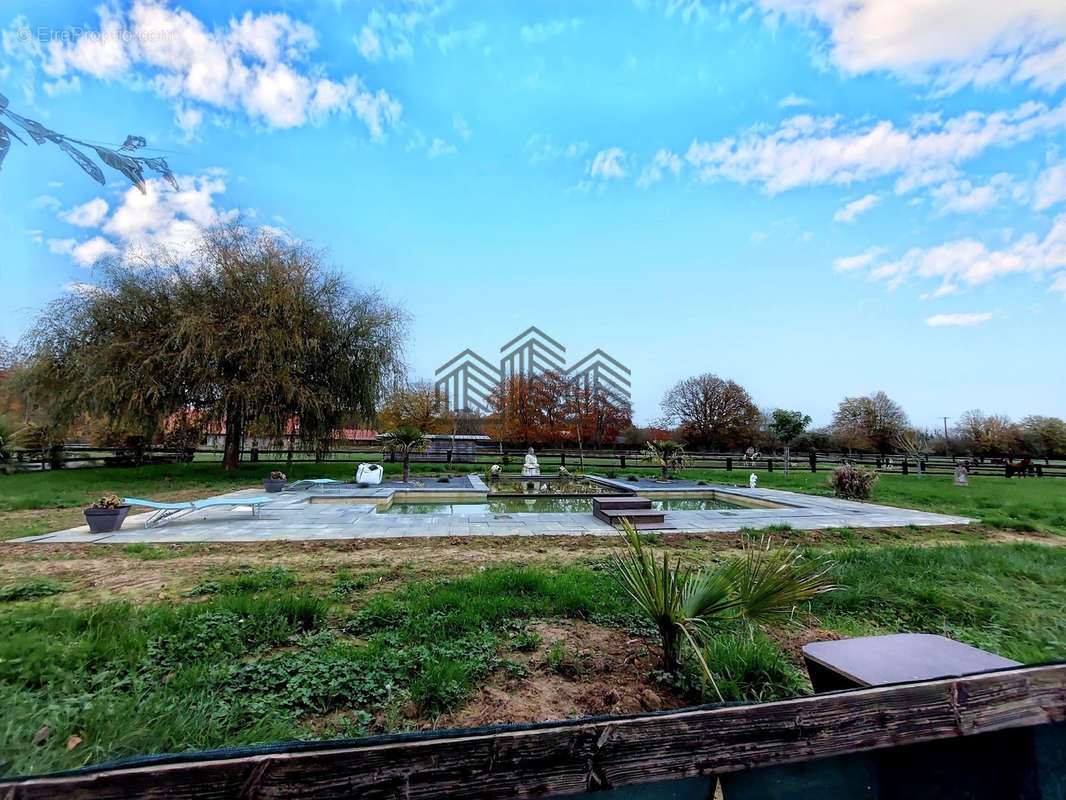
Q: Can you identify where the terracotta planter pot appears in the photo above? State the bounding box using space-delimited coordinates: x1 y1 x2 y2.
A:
263 478 286 493
84 506 130 533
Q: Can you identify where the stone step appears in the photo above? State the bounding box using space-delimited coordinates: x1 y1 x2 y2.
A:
592 496 651 511
594 507 667 528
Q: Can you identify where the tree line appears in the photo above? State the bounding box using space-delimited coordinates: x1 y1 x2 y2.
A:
2 223 1064 473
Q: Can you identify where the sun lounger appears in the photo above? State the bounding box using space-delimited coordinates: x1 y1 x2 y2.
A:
284 478 344 490
124 497 275 528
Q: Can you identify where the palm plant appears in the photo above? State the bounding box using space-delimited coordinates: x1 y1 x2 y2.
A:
641 439 689 481
379 426 429 482
610 520 835 699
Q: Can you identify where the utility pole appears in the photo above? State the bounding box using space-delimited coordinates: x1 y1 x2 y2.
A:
942 417 950 458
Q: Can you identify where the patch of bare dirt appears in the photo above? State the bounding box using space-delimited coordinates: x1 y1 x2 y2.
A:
439 620 688 728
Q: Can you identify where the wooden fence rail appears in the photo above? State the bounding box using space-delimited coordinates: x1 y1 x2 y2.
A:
9 445 1066 477
2 663 1064 799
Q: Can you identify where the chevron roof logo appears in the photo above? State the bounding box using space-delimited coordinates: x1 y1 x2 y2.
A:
434 326 631 413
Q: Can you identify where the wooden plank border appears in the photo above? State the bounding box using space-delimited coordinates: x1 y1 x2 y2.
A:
4 664 1066 799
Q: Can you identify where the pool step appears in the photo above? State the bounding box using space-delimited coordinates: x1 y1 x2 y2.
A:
594 496 652 511
593 496 670 529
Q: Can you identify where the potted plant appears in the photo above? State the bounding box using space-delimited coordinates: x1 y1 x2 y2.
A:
84 495 130 533
263 470 287 493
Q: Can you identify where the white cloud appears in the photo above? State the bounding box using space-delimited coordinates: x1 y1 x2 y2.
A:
37 2 400 137
31 194 62 211
683 100 1066 194
929 174 1010 214
867 214 1066 294
924 312 993 327
356 3 451 62
436 22 487 55
173 102 204 138
833 245 887 272
833 193 879 222
1033 162 1066 211
637 149 683 189
45 172 238 272
1050 272 1066 298
589 148 629 180
520 18 581 43
355 26 382 61
61 198 109 227
526 135 588 165
778 93 810 108
757 0 1066 92
452 113 472 140
426 137 456 158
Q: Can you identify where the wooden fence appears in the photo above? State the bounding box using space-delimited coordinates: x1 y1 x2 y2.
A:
10 443 1066 478
3 663 1064 799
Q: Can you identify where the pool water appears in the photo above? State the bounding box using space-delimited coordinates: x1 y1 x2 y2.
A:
381 495 750 514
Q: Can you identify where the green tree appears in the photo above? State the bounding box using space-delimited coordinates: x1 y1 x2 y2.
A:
768 409 811 475
1018 416 1066 460
17 223 407 470
831 392 908 454
379 426 429 482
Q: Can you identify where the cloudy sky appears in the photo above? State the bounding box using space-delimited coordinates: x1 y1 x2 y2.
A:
2 0 1065 427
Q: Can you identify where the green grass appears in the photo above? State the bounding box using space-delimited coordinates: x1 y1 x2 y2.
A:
4 545 1066 778
0 564 637 777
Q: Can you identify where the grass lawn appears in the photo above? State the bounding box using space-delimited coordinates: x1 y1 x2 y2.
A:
2 538 1065 777
1 462 1065 777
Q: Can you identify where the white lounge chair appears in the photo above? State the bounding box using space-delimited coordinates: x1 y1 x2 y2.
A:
284 478 344 491
124 496 275 528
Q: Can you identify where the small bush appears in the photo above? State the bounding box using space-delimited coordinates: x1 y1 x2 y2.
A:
604 469 618 479
626 474 639 482
828 464 878 499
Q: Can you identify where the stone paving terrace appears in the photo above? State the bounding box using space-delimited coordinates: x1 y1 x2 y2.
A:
9 473 974 544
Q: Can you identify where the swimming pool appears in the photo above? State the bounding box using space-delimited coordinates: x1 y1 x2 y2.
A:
380 495 753 514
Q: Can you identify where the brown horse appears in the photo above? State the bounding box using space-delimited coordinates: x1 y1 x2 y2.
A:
1005 457 1035 478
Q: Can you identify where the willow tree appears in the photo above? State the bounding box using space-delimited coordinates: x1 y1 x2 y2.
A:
19 223 407 470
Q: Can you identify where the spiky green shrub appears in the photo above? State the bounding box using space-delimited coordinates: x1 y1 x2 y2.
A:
609 520 834 699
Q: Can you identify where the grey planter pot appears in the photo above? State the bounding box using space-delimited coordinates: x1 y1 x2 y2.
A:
84 506 130 533
263 478 286 493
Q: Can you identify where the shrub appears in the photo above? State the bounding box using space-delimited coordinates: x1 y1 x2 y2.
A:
828 464 878 499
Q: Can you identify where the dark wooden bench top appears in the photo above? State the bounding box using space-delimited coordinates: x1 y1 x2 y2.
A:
803 633 1020 688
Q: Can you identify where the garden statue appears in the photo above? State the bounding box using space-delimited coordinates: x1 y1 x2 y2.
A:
749 473 758 489
490 464 501 480
954 464 969 486
522 447 540 477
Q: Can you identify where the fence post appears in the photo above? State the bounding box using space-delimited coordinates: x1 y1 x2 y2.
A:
620 455 626 469
766 458 773 472
560 452 566 467
726 457 732 472
902 458 909 475
250 445 259 463
809 452 817 472
446 450 453 464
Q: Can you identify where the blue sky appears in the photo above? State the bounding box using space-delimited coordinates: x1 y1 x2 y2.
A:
2 0 1065 428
